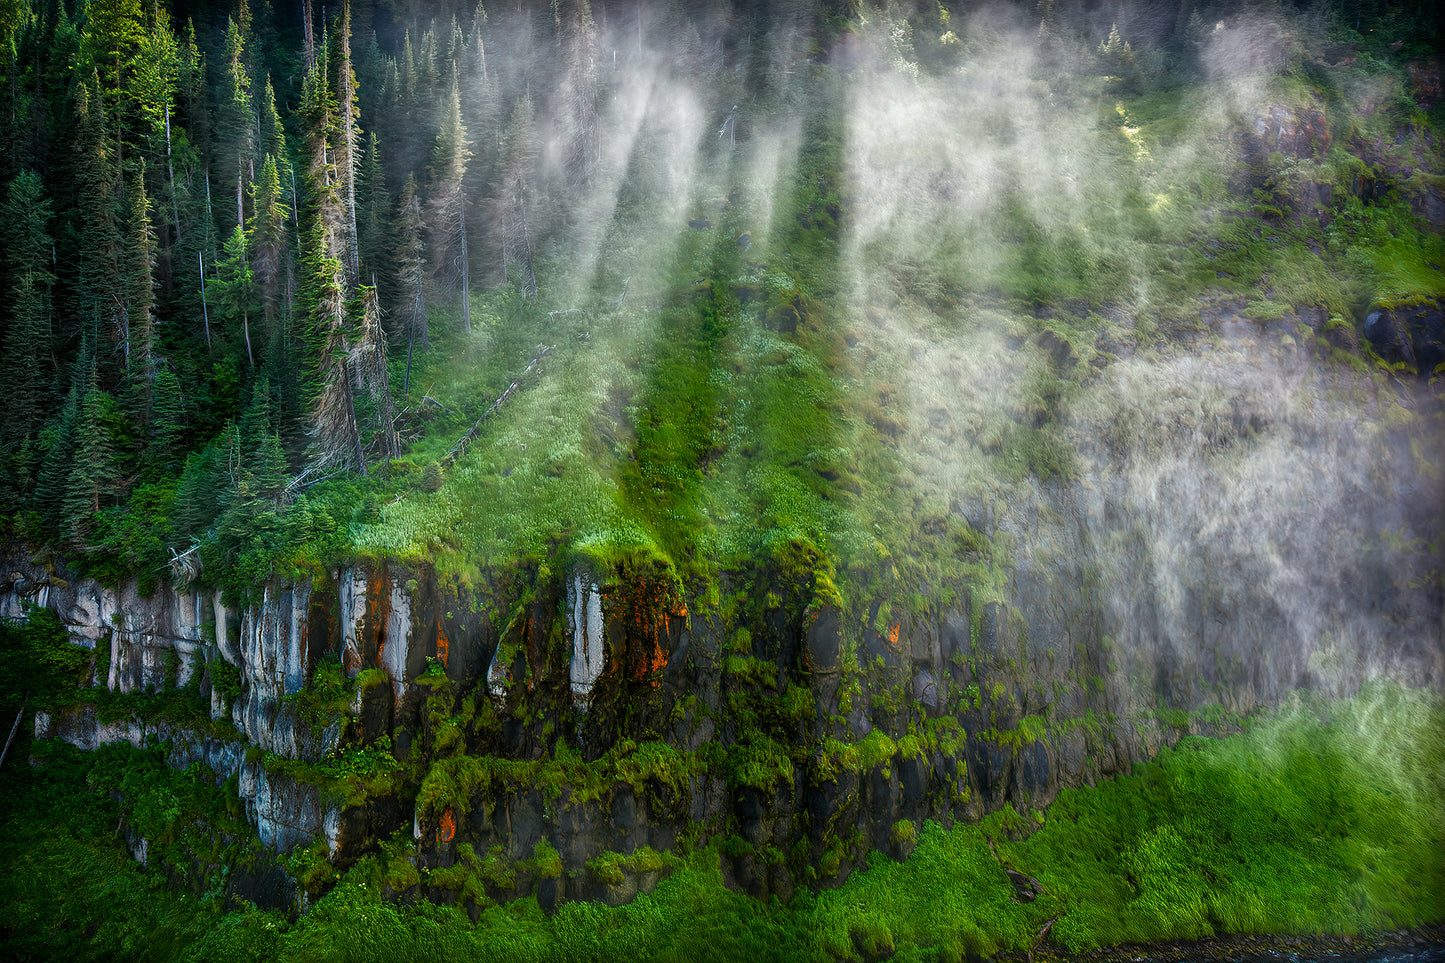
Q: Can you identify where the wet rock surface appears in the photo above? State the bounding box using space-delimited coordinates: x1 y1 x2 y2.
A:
2 313 1442 912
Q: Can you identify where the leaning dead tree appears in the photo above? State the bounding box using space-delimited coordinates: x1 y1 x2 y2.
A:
443 344 553 468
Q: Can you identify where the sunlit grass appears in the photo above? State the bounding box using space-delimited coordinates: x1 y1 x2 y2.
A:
10 684 1438 961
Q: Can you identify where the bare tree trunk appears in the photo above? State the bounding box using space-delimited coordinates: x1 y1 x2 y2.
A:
0 705 25 773
198 251 211 348
302 0 316 70
340 0 361 285
166 104 182 247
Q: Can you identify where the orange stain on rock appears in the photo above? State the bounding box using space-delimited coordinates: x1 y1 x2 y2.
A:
436 623 450 668
369 575 388 665
887 622 901 648
439 807 456 843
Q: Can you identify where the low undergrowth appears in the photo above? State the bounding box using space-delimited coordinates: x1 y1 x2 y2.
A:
3 682 1439 962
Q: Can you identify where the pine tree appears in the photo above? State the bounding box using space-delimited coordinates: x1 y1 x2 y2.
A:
0 170 57 445
393 172 427 391
332 0 362 285
297 46 365 474
216 223 258 367
428 71 471 328
62 376 120 550
217 17 254 227
124 165 157 418
350 284 396 460
71 74 125 381
248 153 290 331
356 131 389 287
559 0 599 194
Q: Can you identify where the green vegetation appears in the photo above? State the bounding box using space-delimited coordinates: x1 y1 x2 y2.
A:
3 684 1439 961
0 0 1434 635
1 0 1443 958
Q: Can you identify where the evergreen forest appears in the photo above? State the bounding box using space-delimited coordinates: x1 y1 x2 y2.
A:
0 0 1442 959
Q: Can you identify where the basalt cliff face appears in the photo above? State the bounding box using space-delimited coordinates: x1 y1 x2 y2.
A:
7 324 1442 912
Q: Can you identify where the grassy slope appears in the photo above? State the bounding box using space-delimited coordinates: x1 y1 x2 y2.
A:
2 684 1440 961
328 39 1443 621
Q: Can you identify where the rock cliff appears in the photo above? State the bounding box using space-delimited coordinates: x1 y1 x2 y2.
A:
6 324 1441 910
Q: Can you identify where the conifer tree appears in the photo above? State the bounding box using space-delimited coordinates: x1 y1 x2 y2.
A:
217 16 254 227
248 153 290 331
297 45 365 474
216 223 257 367
333 0 362 285
130 5 178 163
428 71 471 328
1 170 57 446
257 75 286 165
357 131 389 287
72 74 125 380
62 376 120 550
492 92 538 297
147 364 186 474
393 172 427 391
176 20 209 164
81 0 145 167
559 0 599 193
33 383 81 536
350 284 396 460
123 165 157 416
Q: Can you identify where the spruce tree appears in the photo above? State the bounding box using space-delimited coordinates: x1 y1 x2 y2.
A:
560 0 599 194
297 45 365 474
332 0 362 285
81 0 144 165
71 74 125 382
350 284 396 460
33 384 81 540
356 131 390 289
216 223 257 367
176 20 209 166
492 92 539 298
247 154 290 332
124 165 157 418
0 170 57 446
216 16 254 227
393 172 427 391
147 364 186 475
62 376 120 550
428 72 471 328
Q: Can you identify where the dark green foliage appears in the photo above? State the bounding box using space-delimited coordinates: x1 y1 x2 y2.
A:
0 687 1440 960
63 379 124 550
1 170 57 446
357 132 390 287
0 9 1442 957
0 606 88 722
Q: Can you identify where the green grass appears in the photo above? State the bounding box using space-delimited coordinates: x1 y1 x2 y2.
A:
6 684 1439 962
